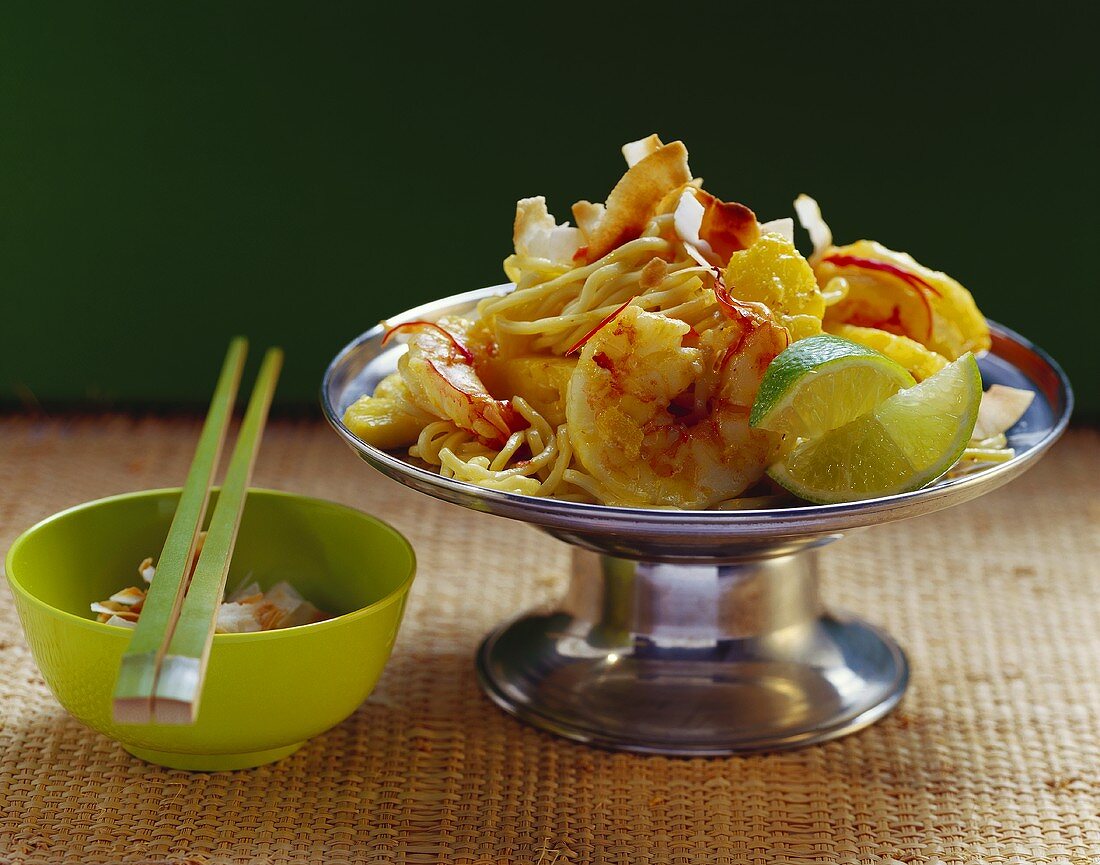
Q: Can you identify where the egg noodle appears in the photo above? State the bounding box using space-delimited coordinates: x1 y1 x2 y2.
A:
408 215 738 505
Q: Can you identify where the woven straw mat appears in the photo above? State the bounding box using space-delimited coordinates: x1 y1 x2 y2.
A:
0 416 1097 865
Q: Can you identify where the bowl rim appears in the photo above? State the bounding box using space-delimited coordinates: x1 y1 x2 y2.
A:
5 486 417 642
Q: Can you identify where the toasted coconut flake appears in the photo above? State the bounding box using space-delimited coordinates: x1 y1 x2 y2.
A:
682 244 713 269
253 602 287 631
109 586 146 606
673 188 759 267
673 188 716 266
655 178 703 218
102 561 331 631
105 614 137 629
512 196 583 266
139 557 155 584
280 601 326 629
95 603 138 623
262 581 305 615
215 602 262 634
621 134 664 168
794 194 832 260
229 580 262 603
759 217 795 244
972 385 1035 441
570 200 605 240
695 190 759 263
246 581 307 630
578 141 692 263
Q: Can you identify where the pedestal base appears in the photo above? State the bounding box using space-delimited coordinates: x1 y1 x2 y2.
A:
475 549 908 755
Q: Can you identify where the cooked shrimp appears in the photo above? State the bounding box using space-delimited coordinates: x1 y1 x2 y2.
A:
393 316 523 446
566 302 788 508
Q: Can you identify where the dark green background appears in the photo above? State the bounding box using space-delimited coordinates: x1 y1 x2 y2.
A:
2 4 1096 417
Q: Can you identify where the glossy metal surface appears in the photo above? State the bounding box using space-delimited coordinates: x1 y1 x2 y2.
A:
476 548 908 754
322 286 1073 754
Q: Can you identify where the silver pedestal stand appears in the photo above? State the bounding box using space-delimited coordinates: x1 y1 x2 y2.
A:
323 286 1072 756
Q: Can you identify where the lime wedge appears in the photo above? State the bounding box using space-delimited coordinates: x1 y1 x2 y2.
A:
750 334 916 442
762 353 982 503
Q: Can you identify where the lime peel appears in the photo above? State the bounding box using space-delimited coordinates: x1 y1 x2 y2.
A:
750 334 916 442
763 353 983 504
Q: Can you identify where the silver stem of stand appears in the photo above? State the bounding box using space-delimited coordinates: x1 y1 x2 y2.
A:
476 545 908 755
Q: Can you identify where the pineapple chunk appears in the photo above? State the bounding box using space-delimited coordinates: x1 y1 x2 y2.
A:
480 355 576 427
724 232 824 340
825 323 948 382
343 373 431 450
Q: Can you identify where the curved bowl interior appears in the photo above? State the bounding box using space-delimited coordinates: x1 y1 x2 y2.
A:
5 488 415 768
322 285 1073 559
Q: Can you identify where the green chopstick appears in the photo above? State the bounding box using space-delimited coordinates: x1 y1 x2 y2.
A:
152 347 283 724
113 338 249 724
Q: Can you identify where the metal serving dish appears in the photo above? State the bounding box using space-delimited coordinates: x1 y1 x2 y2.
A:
322 285 1073 755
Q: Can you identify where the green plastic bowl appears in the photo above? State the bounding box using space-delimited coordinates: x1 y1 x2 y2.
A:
5 487 415 771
